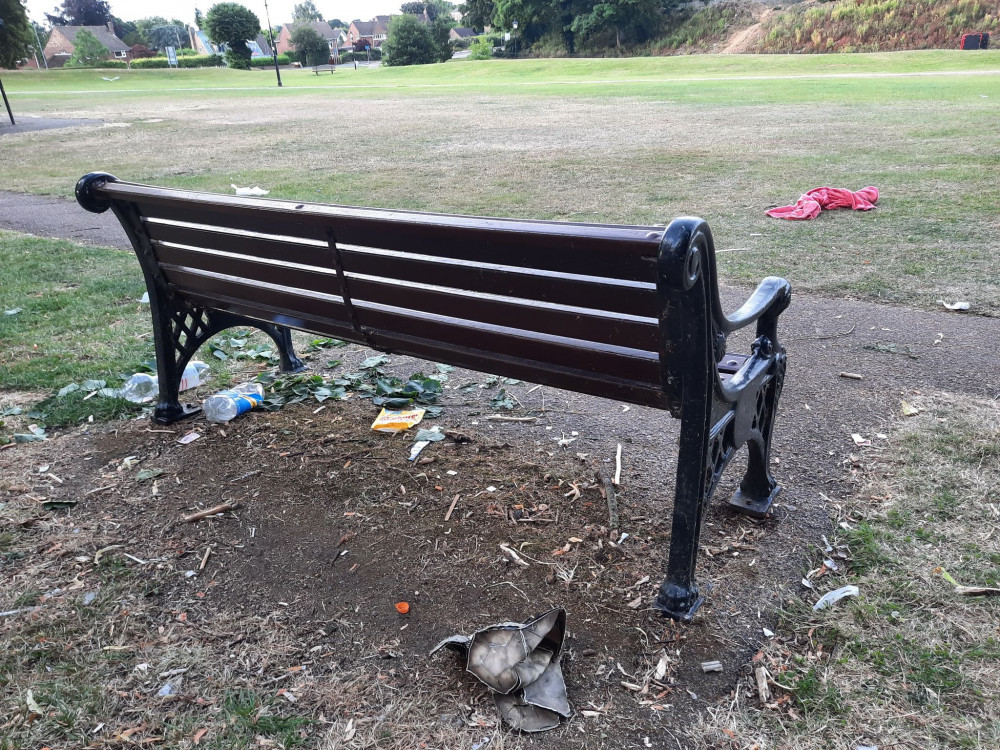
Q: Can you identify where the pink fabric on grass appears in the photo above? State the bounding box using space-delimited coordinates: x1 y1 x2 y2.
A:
766 186 879 220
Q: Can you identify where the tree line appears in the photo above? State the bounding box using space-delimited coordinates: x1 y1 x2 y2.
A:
461 0 682 53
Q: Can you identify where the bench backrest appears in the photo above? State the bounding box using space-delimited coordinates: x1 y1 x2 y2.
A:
92 180 672 409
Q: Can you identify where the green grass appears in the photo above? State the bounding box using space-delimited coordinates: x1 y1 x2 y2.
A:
0 231 152 391
2 53 998 314
693 392 1000 749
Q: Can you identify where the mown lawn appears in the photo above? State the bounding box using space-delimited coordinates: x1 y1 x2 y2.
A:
3 52 998 314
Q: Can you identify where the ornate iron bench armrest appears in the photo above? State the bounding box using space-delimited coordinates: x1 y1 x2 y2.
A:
719 276 791 335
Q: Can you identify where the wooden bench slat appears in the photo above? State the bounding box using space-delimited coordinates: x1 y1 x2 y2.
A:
347 275 659 352
144 219 332 268
355 300 661 386
155 243 343 297
146 215 660 317
161 265 352 329
340 246 659 318
117 188 661 281
370 330 667 409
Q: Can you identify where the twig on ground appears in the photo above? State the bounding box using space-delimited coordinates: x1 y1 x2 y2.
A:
599 469 619 530
482 414 538 422
444 494 460 521
183 500 240 523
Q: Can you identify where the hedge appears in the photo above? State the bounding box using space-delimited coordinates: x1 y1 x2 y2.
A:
129 54 224 68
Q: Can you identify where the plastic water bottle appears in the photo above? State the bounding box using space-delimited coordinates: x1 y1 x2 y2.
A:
121 361 209 404
203 382 265 423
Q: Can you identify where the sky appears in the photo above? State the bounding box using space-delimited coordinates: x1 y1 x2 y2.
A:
24 0 401 28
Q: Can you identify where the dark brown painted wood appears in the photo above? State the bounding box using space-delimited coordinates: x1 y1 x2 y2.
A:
340 247 659 318
103 184 662 280
354 300 661 385
144 219 333 268
154 243 342 297
346 275 659 351
161 265 351 328
368 329 666 409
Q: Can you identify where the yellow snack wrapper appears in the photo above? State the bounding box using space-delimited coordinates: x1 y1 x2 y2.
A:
371 407 426 434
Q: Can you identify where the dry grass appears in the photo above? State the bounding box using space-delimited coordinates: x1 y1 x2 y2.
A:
4 62 1000 313
0 483 510 749
690 391 1000 749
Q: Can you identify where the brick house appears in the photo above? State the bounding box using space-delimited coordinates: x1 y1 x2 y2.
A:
43 22 131 67
348 16 391 49
276 21 347 57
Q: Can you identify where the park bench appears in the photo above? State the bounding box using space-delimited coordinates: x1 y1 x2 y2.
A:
75 172 791 621
311 64 336 75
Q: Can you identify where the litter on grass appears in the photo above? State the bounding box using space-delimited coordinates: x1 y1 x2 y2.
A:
372 407 426 434
431 608 571 733
813 585 860 610
231 184 270 196
937 299 970 312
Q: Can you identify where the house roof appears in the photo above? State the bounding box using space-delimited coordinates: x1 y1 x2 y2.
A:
352 21 376 36
451 27 476 38
51 25 130 53
285 21 342 42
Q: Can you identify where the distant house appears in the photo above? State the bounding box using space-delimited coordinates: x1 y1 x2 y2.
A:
348 16 391 48
190 28 222 55
449 27 477 41
276 22 347 57
43 23 131 68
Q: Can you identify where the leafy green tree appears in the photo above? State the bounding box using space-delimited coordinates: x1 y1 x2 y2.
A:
327 18 345 29
290 24 329 66
382 13 436 66
401 1 434 18
65 28 109 66
430 16 455 61
195 8 203 27
0 0 35 68
571 0 665 48
204 2 260 70
292 1 323 22
45 0 110 25
148 23 187 50
459 0 496 32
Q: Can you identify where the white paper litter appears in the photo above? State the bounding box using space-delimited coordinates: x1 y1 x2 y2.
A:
231 184 270 196
813 585 860 610
937 299 970 311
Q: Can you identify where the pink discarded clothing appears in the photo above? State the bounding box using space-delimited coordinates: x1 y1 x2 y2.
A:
766 186 879 220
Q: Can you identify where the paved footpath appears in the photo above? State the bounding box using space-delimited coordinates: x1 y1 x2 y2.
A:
0 190 129 249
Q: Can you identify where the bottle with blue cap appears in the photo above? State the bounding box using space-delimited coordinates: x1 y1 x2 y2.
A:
203 382 265 423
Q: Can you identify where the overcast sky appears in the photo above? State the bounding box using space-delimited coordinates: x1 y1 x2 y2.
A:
24 0 401 27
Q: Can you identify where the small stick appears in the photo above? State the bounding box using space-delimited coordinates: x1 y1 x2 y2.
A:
482 415 538 422
444 494 460 522
599 470 619 530
614 443 622 485
199 546 212 570
182 500 239 523
701 660 723 673
755 666 771 703
85 485 116 496
838 372 864 381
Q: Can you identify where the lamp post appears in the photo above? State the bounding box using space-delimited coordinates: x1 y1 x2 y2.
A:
511 19 517 59
262 0 282 87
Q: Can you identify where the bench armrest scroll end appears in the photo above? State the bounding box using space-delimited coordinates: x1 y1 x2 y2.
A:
724 276 791 333
76 172 119 214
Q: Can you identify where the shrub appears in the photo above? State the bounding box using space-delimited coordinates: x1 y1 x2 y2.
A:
468 36 493 59
382 13 437 66
250 54 292 67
